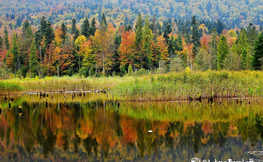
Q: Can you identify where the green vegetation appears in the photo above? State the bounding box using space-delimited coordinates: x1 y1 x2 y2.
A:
112 70 263 101
0 81 23 95
1 71 263 101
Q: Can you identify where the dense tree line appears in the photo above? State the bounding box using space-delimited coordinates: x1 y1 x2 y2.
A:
0 15 262 78
1 0 263 31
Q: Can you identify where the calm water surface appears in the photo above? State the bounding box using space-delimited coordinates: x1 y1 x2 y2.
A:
0 93 263 162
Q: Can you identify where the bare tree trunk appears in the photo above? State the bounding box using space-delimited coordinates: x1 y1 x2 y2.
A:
40 46 42 77
79 54 80 72
17 55 20 71
103 52 105 74
187 52 189 68
57 66 59 77
48 50 50 76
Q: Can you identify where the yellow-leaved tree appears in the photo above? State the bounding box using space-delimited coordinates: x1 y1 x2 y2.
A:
91 23 116 75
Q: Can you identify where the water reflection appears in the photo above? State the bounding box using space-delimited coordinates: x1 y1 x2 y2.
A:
0 94 262 161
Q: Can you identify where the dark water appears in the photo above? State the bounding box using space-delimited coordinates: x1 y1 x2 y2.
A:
0 93 263 162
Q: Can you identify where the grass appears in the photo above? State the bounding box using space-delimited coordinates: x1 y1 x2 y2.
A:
112 70 263 101
0 70 263 101
0 80 23 96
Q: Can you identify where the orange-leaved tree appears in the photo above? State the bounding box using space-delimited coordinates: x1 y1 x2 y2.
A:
119 30 136 68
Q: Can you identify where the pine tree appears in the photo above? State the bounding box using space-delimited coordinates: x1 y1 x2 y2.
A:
125 25 132 31
191 16 199 56
4 27 10 50
142 17 153 69
100 13 107 27
217 20 224 35
44 22 55 47
246 23 258 47
241 48 247 70
73 29 80 42
163 22 172 43
0 36 3 49
81 18 90 38
135 14 143 48
151 15 157 41
25 25 33 46
112 34 121 73
158 25 162 36
71 19 76 34
217 35 229 70
210 28 218 70
35 30 42 48
29 40 39 75
135 14 143 68
40 16 47 36
61 22 67 42
236 28 248 55
178 35 183 51
10 32 20 72
88 18 96 36
22 20 30 38
252 33 263 70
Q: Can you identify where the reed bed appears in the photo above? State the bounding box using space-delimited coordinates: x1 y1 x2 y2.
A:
0 80 23 96
0 71 263 101
0 76 129 94
112 70 263 101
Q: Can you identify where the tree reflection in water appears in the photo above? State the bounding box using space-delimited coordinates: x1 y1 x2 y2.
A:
0 94 263 161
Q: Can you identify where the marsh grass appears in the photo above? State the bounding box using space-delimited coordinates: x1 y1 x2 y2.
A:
0 71 263 101
0 80 23 96
112 70 263 101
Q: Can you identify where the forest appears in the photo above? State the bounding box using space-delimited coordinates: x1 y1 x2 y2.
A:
0 12 262 78
1 0 263 31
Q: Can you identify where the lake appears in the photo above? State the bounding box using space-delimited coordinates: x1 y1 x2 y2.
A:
0 93 262 162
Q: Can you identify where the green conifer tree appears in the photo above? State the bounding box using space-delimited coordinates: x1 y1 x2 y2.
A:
163 22 172 43
241 48 247 70
236 29 248 55
44 22 55 47
252 33 263 70
10 32 20 72
61 22 67 42
217 35 229 70
73 29 80 42
100 13 107 27
191 16 200 57
34 30 42 48
0 36 3 49
135 14 143 48
81 18 90 38
142 17 153 69
88 18 96 36
158 25 162 36
4 27 10 50
246 23 258 47
71 19 76 34
40 16 47 36
22 20 30 38
29 40 39 76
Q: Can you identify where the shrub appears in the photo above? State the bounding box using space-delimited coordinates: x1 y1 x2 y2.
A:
134 68 147 76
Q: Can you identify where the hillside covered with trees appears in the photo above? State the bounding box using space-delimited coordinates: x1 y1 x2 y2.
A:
0 0 263 31
0 0 263 78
